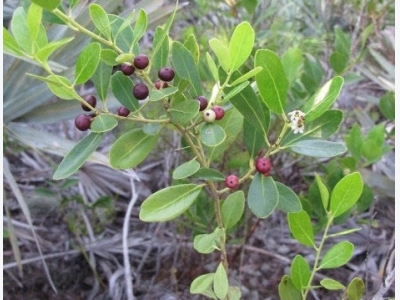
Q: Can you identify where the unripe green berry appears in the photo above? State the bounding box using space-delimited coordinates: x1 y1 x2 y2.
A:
202 109 216 123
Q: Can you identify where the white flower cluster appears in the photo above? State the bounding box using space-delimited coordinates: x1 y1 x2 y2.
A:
288 110 306 134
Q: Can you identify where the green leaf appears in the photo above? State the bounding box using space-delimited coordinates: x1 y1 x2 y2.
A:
109 129 159 169
44 74 79 100
108 15 134 53
278 275 302 300
329 52 348 74
90 114 118 133
214 263 229 300
227 286 242 300
209 38 230 72
193 227 223 254
111 72 139 111
190 273 217 299
379 92 395 121
89 3 111 39
229 67 262 86
315 174 329 211
243 120 265 158
290 255 311 291
149 87 179 102
344 124 364 160
152 27 169 71
100 49 119 66
184 34 200 63
319 241 354 269
330 172 363 218
301 54 324 94
172 159 200 180
27 3 43 43
11 7 32 54
30 0 62 10
199 123 226 147
169 100 199 125
255 49 288 114
192 168 225 182
275 182 302 213
229 21 255 71
92 61 112 102
346 277 365 300
302 76 344 122
131 9 148 51
74 42 101 85
287 211 315 247
36 37 74 62
53 133 104 180
282 47 303 86
223 81 249 101
139 184 202 222
334 27 351 58
3 27 25 56
289 140 347 158
320 278 345 290
248 173 278 218
221 191 245 229
206 52 219 82
171 42 202 95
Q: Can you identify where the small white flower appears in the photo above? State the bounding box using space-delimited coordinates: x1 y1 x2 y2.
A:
288 110 306 134
291 122 304 134
288 110 305 122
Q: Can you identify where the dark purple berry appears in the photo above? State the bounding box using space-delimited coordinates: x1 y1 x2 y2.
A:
255 157 272 174
155 80 169 90
121 63 135 76
158 67 175 82
133 83 149 100
81 95 97 111
133 54 149 70
196 96 208 111
225 175 239 189
212 105 225 120
117 106 130 117
75 114 91 131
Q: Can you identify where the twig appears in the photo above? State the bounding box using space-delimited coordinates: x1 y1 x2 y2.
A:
371 269 395 300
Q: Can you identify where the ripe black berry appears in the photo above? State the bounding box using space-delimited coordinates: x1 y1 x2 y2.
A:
121 64 135 76
158 67 175 82
81 95 96 111
133 54 149 70
255 157 272 174
225 175 239 189
117 106 130 117
155 80 168 90
196 96 208 111
212 105 225 120
202 109 216 123
133 83 149 100
75 114 91 131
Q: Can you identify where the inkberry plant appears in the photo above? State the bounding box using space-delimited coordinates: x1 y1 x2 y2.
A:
4 1 367 299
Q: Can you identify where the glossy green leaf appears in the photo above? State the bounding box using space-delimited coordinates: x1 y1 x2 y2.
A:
30 0 62 10
89 4 111 39
320 278 345 290
223 81 249 101
275 182 302 213
346 277 365 300
3 27 24 56
192 168 225 182
109 129 159 169
190 273 217 299
111 71 139 111
172 159 200 180
229 67 262 86
169 100 199 125
227 286 242 300
44 74 79 100
92 61 112 102
142 123 161 136
290 255 311 291
193 227 223 254
53 133 104 180
100 49 119 65
278 275 302 300
171 42 202 95
209 38 230 72
36 37 74 62
27 3 43 43
315 174 329 211
282 47 302 86
90 114 118 133
289 140 347 158
184 34 200 63
149 87 179 102
214 263 229 300
115 53 135 64
330 52 348 74
255 49 288 114
206 52 219 82
222 191 245 229
379 92 395 121
139 184 202 222
303 76 344 122
11 7 32 54
229 21 255 71
108 15 134 53
248 173 278 218
243 120 265 158
330 172 363 217
288 211 315 247
319 241 354 269
301 54 324 94
74 42 101 85
152 27 169 71
131 9 147 51
344 124 364 160
199 123 226 147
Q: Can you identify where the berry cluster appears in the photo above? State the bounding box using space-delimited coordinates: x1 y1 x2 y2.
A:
75 94 98 131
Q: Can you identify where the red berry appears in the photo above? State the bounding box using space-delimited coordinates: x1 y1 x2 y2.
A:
158 67 175 82
225 175 239 189
155 80 168 90
133 54 149 69
75 114 91 131
212 105 225 120
81 95 96 111
133 83 149 100
196 96 208 111
121 64 135 76
255 157 272 174
117 106 130 117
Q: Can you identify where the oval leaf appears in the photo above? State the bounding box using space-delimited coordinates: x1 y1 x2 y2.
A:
278 275 302 300
229 21 255 71
90 114 118 133
199 123 226 147
275 182 302 213
248 173 278 218
46 75 79 100
139 184 202 222
209 38 230 72
289 140 347 158
192 168 225 182
172 159 201 180
320 278 345 290
111 72 139 111
319 241 354 269
92 61 112 101
89 4 111 39
75 42 101 85
30 0 62 10
290 255 311 291
222 191 245 229
169 100 199 125
193 228 223 254
149 87 179 102
190 273 215 295
315 174 330 211
287 211 315 247
346 277 365 300
109 129 159 169
213 263 229 300
53 133 104 180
